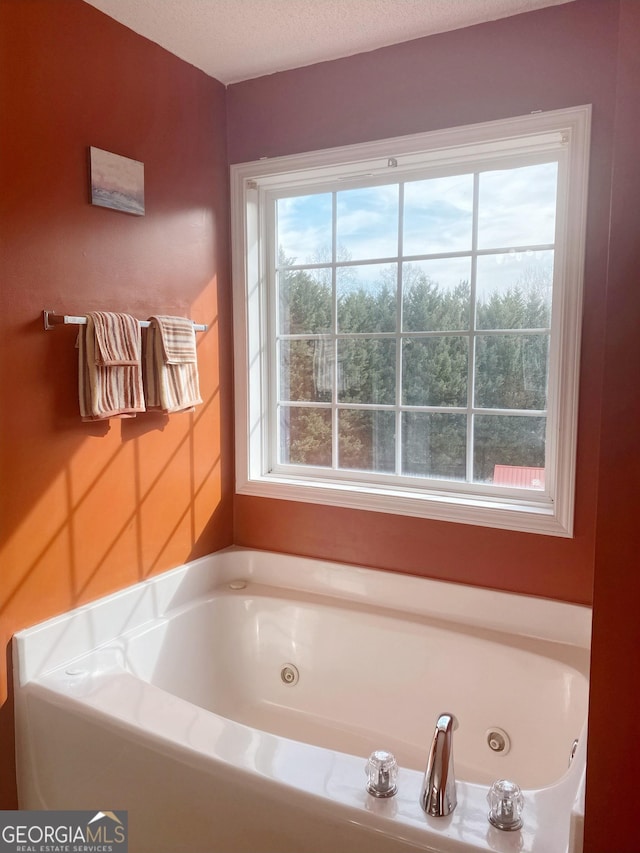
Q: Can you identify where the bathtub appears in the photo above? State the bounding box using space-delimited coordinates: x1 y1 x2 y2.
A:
13 547 590 853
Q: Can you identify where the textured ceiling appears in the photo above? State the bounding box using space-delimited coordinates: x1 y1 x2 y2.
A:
83 0 574 85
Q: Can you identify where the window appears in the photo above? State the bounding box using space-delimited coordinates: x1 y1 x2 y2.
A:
232 106 590 536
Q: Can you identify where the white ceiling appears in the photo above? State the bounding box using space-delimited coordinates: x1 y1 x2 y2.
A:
83 0 574 85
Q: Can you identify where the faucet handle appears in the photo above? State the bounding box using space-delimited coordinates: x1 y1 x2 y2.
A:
365 750 398 798
487 779 524 831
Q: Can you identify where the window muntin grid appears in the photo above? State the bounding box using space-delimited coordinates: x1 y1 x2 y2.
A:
273 161 556 492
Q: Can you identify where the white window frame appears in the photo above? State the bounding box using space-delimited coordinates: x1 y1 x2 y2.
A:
231 106 591 537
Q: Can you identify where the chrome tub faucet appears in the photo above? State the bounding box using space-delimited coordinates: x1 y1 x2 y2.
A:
420 713 458 817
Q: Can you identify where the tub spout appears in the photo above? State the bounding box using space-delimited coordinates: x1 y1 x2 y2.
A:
420 713 457 817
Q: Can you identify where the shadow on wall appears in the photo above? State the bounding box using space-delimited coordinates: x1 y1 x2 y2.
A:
2 398 220 611
1 316 224 605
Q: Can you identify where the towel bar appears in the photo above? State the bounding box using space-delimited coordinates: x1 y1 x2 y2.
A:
43 310 208 332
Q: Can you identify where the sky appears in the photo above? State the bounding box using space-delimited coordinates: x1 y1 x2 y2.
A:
276 161 558 298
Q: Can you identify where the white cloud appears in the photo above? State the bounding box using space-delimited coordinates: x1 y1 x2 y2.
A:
478 163 557 249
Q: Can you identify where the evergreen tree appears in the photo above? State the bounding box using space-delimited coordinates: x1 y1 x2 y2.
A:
277 249 550 485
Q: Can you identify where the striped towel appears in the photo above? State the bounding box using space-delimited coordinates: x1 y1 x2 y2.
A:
145 316 202 414
78 312 145 420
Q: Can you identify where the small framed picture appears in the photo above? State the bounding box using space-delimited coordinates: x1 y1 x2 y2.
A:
89 146 144 216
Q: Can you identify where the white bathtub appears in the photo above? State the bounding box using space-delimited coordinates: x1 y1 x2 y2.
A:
13 547 590 853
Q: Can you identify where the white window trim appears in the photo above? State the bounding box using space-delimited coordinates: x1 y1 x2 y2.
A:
231 106 591 537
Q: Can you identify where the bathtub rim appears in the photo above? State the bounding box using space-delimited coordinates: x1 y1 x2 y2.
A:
13 546 592 687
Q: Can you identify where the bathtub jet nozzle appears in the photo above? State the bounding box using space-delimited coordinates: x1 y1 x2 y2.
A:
420 713 458 817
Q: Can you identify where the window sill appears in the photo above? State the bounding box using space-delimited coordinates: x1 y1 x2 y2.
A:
236 474 572 537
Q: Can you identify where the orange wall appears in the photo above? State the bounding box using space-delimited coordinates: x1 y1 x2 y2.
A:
228 0 617 605
0 0 233 805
